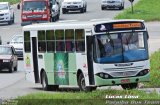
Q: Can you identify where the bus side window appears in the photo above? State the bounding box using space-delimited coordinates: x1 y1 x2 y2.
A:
66 41 74 51
65 29 74 52
24 31 31 52
38 31 46 52
75 41 85 51
75 29 85 52
55 30 65 52
46 30 55 52
57 41 65 51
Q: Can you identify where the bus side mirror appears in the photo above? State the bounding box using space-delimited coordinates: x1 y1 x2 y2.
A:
17 4 20 9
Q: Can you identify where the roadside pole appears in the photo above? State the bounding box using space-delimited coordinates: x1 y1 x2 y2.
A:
129 0 134 14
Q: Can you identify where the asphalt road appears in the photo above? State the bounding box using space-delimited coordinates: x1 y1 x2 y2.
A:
0 0 137 44
0 0 160 99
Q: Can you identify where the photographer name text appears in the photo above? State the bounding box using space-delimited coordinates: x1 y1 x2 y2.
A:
106 95 139 99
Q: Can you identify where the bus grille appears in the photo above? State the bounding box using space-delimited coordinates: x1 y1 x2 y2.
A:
104 66 144 77
103 66 143 71
110 71 139 77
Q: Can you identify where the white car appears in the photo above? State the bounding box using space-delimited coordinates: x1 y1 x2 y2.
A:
101 0 124 10
62 0 87 14
8 35 23 60
0 2 14 25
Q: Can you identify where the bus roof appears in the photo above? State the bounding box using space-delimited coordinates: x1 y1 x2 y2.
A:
23 19 145 31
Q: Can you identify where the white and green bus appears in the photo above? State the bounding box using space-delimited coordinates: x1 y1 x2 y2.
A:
23 19 150 91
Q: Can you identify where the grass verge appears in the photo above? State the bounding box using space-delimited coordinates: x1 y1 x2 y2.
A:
144 51 160 87
5 89 160 105
8 89 159 105
0 0 20 4
115 0 160 21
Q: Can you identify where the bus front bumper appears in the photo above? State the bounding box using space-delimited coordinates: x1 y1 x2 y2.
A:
95 73 150 86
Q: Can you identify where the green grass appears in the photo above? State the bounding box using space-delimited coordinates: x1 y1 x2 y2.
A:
11 89 160 105
115 0 160 21
0 0 20 4
144 51 160 87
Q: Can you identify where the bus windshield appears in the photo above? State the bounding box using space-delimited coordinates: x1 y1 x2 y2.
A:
23 1 46 12
94 31 149 63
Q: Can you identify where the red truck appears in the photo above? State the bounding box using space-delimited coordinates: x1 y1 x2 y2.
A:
18 0 60 26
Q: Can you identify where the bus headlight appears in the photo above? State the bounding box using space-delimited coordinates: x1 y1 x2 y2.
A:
104 74 109 78
137 69 149 76
96 72 112 79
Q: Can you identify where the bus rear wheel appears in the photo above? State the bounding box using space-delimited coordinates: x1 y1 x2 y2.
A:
121 83 138 89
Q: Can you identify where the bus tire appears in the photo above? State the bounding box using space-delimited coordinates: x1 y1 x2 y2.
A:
78 73 91 91
121 83 138 89
42 71 50 91
78 73 86 91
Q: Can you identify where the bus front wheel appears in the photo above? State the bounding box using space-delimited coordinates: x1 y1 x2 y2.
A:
78 73 87 91
121 83 138 89
78 74 97 91
78 73 96 91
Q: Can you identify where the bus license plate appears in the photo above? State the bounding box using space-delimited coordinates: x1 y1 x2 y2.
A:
121 79 130 83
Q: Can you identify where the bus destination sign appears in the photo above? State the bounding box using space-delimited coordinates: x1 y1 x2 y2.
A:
94 21 145 33
113 23 142 29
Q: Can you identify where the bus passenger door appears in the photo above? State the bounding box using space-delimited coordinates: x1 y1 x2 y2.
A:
86 36 95 85
31 37 40 83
